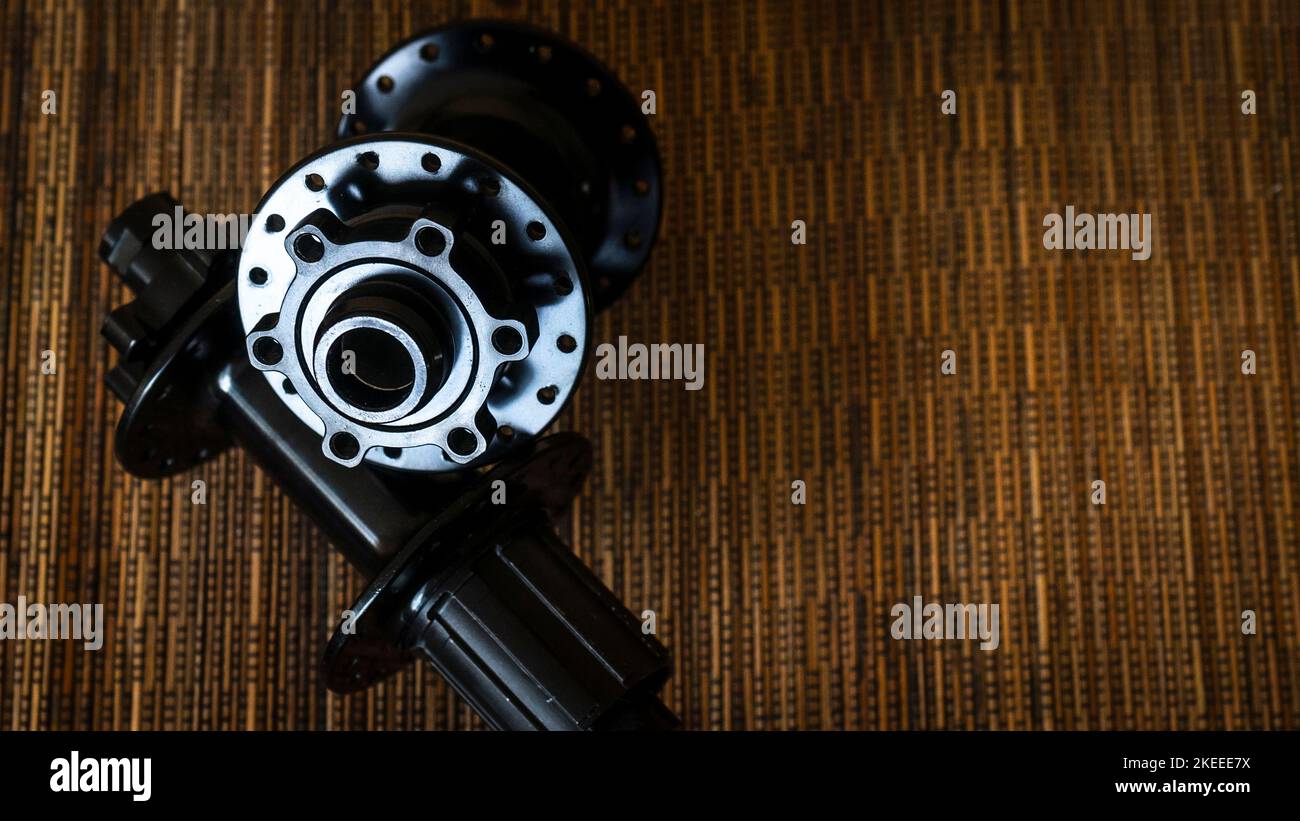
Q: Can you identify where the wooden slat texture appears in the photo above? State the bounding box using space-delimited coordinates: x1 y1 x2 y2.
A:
1 0 1298 729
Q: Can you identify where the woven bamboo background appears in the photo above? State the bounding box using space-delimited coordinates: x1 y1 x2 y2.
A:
2 0 1299 730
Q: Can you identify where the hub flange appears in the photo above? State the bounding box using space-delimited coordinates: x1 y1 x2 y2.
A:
238 135 590 471
339 20 661 311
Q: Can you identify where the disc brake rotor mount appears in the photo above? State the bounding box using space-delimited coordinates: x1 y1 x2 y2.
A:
240 136 587 472
243 19 660 472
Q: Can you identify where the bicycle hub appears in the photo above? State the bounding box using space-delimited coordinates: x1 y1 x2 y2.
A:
99 21 673 730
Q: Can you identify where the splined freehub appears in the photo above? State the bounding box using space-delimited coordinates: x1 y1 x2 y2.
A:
99 21 673 731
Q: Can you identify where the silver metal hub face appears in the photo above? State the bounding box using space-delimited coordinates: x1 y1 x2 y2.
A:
236 135 590 471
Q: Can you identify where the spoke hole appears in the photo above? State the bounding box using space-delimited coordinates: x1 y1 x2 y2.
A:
537 385 558 405
305 173 325 191
357 151 379 171
557 334 577 353
249 267 268 285
526 221 546 241
377 75 395 93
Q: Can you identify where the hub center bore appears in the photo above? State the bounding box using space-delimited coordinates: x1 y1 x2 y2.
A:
324 324 420 411
314 315 429 423
310 279 455 423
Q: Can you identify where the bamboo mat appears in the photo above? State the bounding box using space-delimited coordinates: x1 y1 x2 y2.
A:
2 0 1299 730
